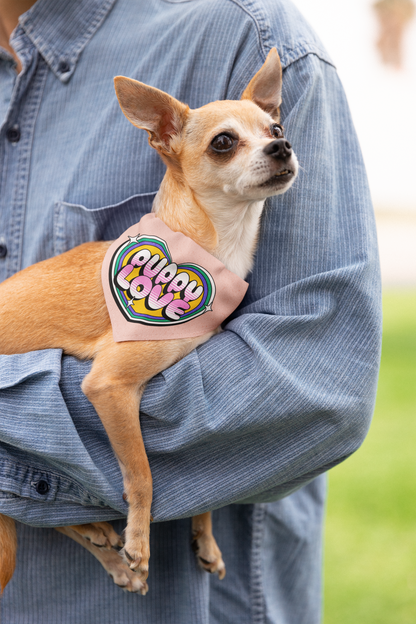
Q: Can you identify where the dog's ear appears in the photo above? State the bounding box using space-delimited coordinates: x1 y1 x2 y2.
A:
241 48 282 121
114 77 189 154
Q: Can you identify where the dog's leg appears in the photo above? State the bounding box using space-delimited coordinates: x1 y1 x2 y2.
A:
64 522 123 550
81 354 152 585
192 512 226 579
81 332 213 587
56 525 147 594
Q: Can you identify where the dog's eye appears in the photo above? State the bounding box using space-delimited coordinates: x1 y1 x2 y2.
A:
210 134 235 152
271 124 283 139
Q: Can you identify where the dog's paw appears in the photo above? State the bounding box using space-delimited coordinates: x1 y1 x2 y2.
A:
107 558 149 595
68 522 124 550
93 545 148 594
60 525 148 594
121 535 150 581
192 532 226 580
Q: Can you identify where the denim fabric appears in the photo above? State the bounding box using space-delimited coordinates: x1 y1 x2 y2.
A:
0 0 381 622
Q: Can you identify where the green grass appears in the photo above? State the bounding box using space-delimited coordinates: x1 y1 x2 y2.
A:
324 291 416 624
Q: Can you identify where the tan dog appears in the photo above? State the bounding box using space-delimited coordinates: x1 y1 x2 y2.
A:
0 48 298 595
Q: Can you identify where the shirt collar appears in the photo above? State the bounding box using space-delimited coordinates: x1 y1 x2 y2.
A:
15 0 117 83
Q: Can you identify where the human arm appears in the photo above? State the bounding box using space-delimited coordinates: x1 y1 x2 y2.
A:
0 50 381 526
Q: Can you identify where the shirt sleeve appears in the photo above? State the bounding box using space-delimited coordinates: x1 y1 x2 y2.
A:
0 53 382 526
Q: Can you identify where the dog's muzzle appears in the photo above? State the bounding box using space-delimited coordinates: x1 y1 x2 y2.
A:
263 138 292 161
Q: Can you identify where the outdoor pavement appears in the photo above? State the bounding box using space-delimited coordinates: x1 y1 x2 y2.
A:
375 211 416 287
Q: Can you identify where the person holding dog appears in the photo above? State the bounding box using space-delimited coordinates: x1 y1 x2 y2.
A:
0 0 381 622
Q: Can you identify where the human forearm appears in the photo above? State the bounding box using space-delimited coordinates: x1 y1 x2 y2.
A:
0 53 381 527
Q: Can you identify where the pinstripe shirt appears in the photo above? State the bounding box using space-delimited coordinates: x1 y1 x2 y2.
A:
0 0 381 622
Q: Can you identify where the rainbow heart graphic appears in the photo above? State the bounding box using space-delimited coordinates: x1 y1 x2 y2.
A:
109 234 216 326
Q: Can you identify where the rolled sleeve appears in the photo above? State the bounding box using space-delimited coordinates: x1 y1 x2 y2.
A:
0 351 126 525
139 54 381 517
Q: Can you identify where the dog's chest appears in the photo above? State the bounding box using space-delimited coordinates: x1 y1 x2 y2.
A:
213 201 264 280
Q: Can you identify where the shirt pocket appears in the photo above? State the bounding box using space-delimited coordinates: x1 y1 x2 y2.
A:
53 191 157 255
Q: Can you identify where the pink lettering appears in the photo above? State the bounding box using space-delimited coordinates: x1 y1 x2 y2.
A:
183 280 203 303
155 263 178 285
129 275 152 299
147 285 174 310
143 254 168 278
165 299 190 320
167 272 189 293
131 248 152 267
116 264 134 290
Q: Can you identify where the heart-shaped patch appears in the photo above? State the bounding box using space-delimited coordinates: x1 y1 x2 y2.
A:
102 214 249 342
109 233 216 326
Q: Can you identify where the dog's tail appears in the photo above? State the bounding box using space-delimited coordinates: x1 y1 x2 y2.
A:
0 514 17 594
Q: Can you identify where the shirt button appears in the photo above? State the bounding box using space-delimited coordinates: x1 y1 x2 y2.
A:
0 243 7 258
6 127 20 143
35 480 50 495
58 61 70 74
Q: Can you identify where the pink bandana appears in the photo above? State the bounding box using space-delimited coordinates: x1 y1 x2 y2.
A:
101 214 249 341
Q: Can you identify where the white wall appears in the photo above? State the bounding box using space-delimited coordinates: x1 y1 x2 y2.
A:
291 0 416 212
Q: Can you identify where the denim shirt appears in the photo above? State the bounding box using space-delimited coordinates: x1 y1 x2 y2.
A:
0 0 381 622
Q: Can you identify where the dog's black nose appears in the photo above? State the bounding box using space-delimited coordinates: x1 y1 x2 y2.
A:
263 139 292 160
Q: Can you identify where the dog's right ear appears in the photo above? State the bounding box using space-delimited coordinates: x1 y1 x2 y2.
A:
114 77 189 154
241 48 282 121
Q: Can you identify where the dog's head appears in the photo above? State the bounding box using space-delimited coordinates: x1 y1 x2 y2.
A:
114 49 298 205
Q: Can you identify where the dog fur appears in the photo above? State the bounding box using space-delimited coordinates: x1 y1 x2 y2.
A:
0 48 298 594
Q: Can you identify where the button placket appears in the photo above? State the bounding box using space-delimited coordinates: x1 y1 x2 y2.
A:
1 55 49 278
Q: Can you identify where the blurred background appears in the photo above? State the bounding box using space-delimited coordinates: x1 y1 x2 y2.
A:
290 1 416 622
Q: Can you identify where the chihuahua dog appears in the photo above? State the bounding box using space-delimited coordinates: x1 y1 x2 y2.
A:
0 48 297 595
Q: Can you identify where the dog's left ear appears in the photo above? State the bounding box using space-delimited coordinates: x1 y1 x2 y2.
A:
241 48 282 121
114 77 189 154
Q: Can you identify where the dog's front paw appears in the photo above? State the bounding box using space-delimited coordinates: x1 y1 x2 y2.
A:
192 532 226 580
95 546 148 594
108 559 149 595
121 532 150 582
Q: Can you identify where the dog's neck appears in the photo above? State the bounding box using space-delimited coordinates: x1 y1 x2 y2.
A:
152 169 265 279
